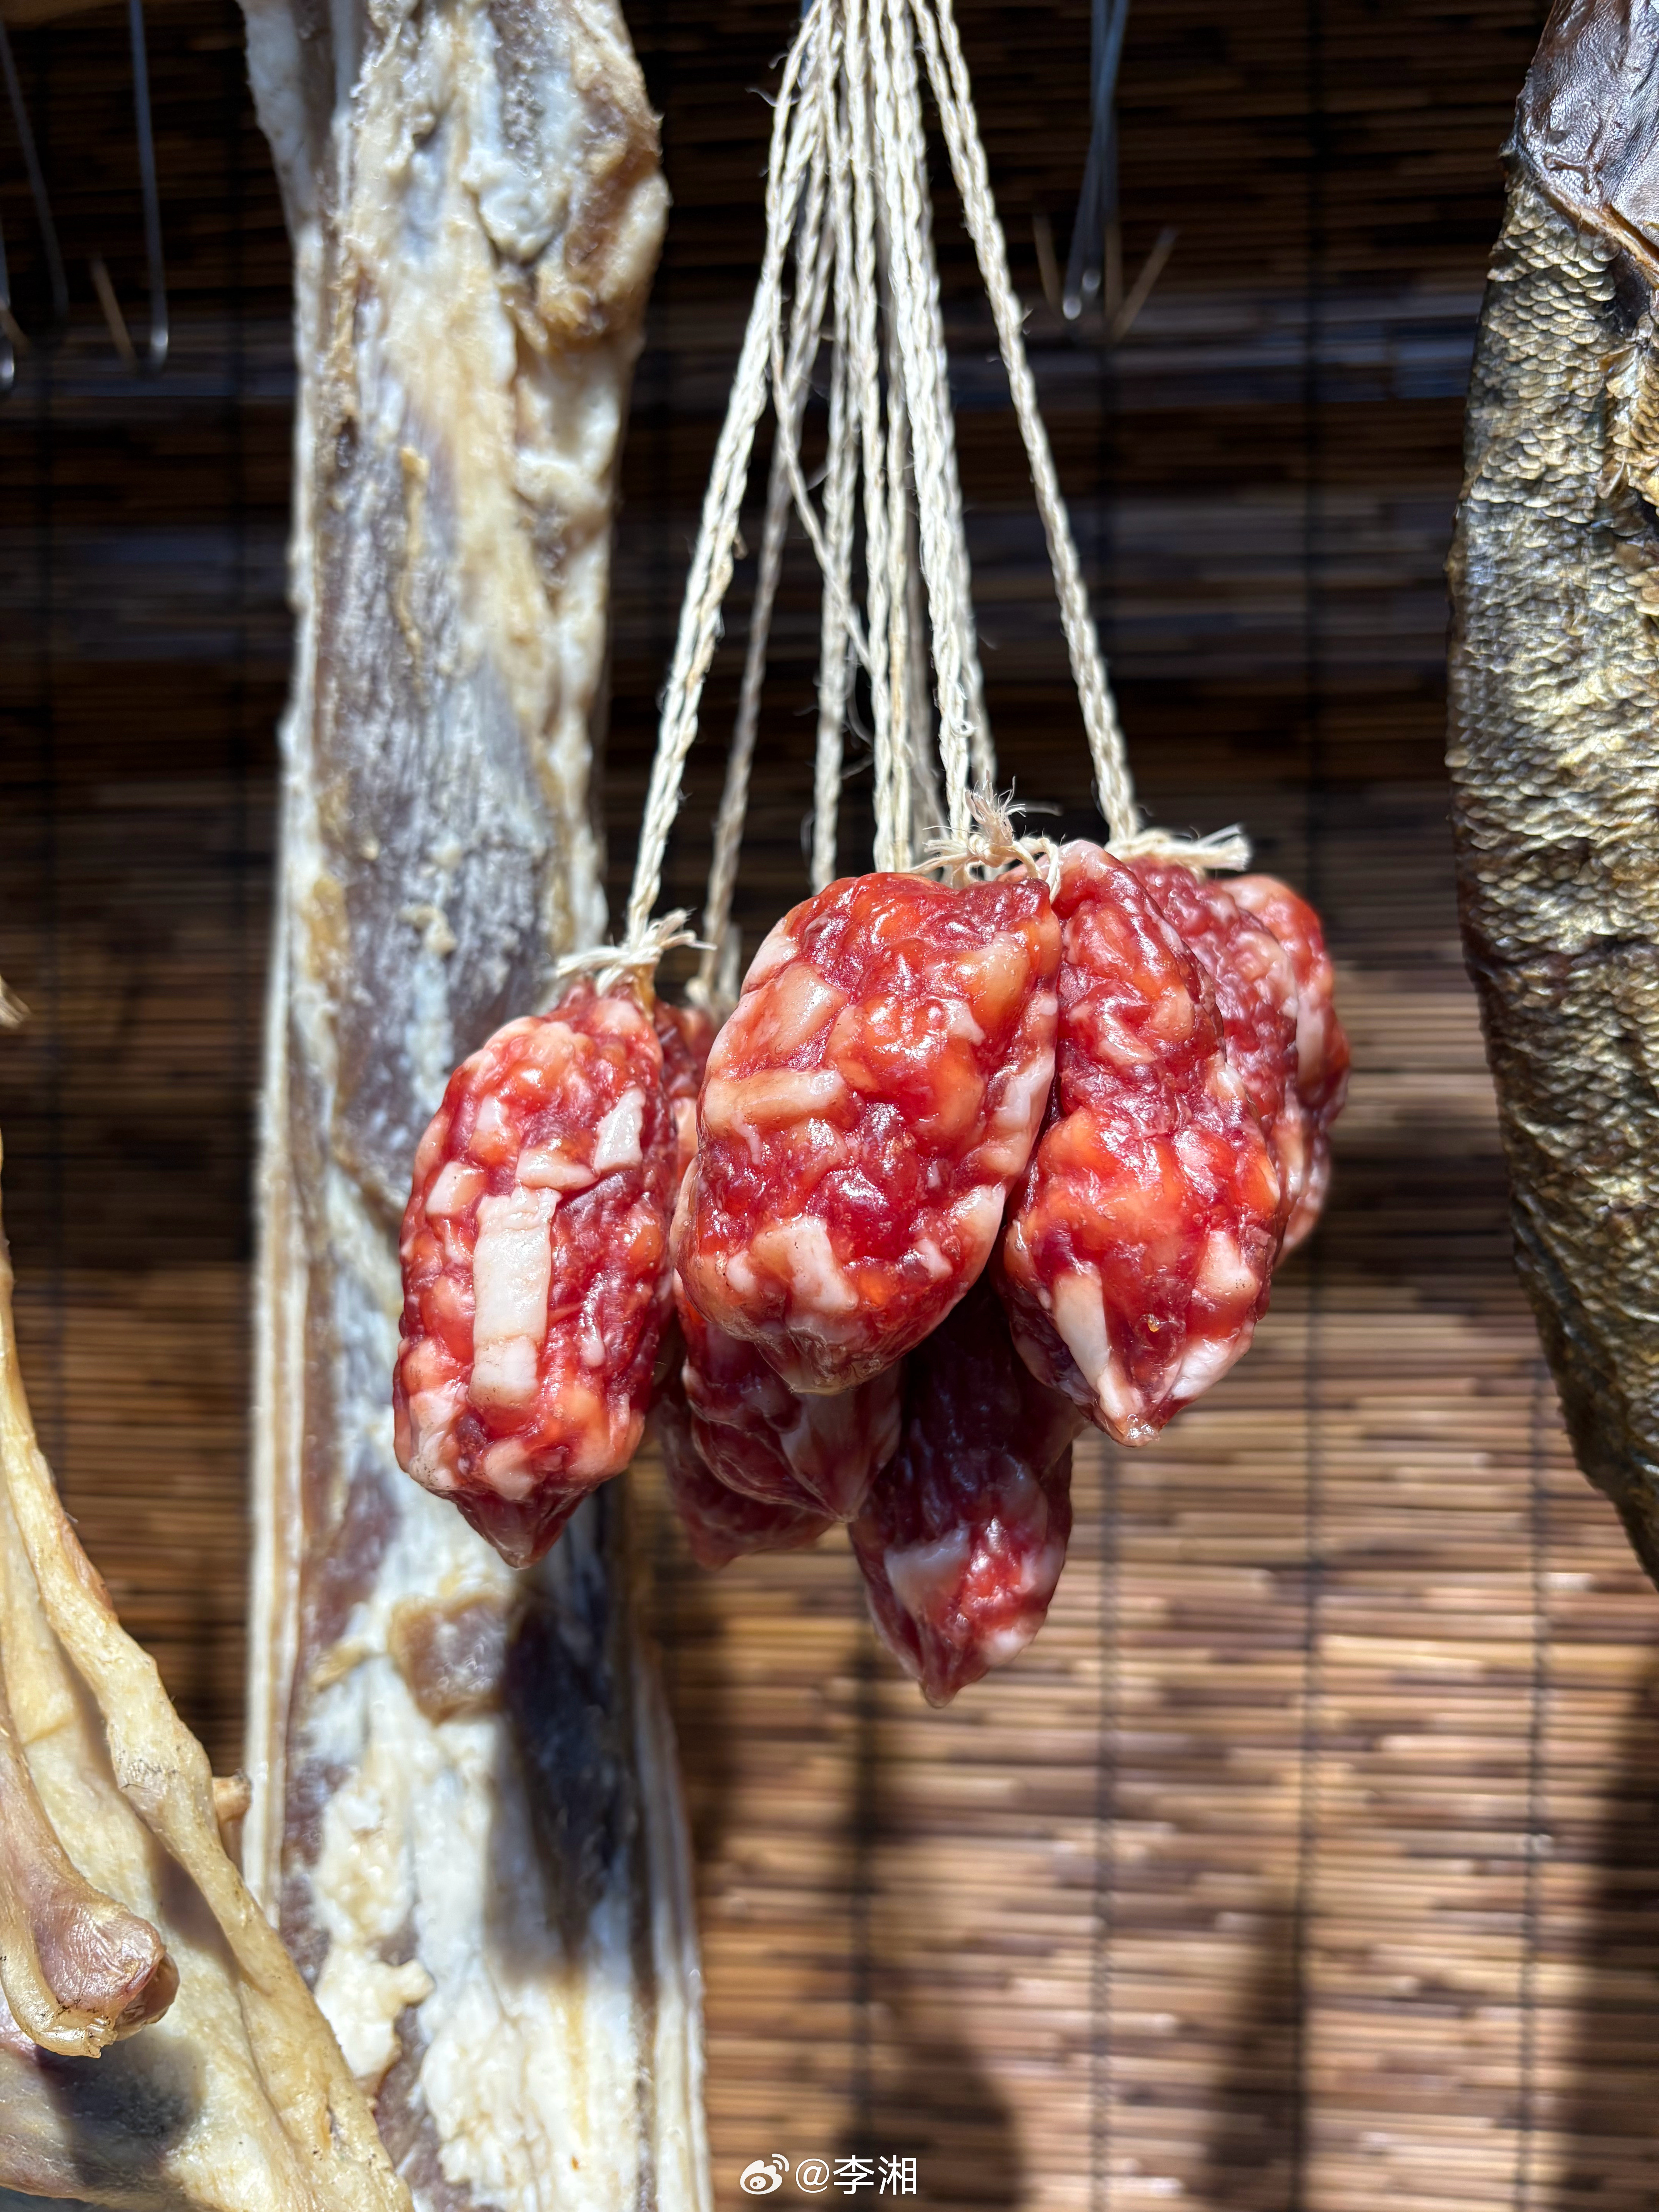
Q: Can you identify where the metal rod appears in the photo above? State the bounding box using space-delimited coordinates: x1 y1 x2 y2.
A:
0 14 69 353
1063 0 1129 321
0 219 15 398
127 0 167 372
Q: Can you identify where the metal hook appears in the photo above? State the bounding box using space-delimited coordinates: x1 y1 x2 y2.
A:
92 0 167 371
1063 0 1129 321
88 0 166 374
0 14 70 397
127 0 165 371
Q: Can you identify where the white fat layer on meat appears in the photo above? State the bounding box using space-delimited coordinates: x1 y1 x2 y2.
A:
1010 1534 1065 1603
753 1216 860 1320
950 1182 1007 1270
243 0 708 2195
741 922 800 994
427 1158 485 1216
912 1237 952 1282
470 1333 540 1410
517 1142 597 1191
885 1528 972 1621
591 1086 646 1170
759 964 845 1056
1195 1226 1260 1305
1167 1328 1252 1407
981 1041 1055 1172
472 1188 557 1346
1049 1267 1138 1431
703 1069 849 1161
977 1614 1044 1668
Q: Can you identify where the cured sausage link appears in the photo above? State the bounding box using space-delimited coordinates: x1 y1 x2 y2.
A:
677 871 1060 1393
652 1372 833 1570
852 1281 1081 1705
676 1282 900 1520
1228 876 1349 1250
999 843 1284 1444
395 982 680 1568
1133 862 1348 1253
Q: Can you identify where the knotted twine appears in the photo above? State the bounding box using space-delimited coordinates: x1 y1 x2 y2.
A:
591 0 1246 1015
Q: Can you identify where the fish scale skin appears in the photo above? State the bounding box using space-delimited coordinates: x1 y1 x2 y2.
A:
1449 163 1659 1580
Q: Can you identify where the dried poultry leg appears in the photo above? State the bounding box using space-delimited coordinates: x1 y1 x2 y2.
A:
0 1147 407 2210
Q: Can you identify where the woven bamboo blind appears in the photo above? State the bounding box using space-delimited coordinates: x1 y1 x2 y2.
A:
5 0 1655 2207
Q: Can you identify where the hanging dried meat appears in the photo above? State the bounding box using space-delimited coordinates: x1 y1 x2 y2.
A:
675 870 1060 1392
651 1369 833 1570
659 999 718 1190
605 0 1348 1705
0 1147 409 2211
1133 861 1348 1252
676 1280 900 1519
1228 875 1349 1249
394 982 680 1566
1448 0 1659 1583
851 1280 1081 1705
240 0 711 2194
999 843 1285 1445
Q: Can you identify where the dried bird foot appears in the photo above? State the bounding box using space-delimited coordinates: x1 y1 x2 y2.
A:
0 1133 409 2210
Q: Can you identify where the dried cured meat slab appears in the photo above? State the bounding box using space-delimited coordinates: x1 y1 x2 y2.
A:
240 0 709 2197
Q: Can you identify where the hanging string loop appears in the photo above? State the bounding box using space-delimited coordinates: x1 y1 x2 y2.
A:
623 0 1247 1018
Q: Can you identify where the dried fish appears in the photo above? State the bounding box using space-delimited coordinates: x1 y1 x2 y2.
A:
1449 0 1659 1579
0 1139 408 2210
240 0 708 2203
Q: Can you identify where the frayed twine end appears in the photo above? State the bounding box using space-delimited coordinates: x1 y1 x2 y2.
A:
1109 823 1252 876
0 977 27 1031
553 910 710 1000
922 788 1063 894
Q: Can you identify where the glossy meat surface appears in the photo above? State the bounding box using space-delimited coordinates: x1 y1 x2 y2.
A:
1133 862 1304 1240
852 1283 1080 1705
394 982 677 1565
999 843 1284 1445
1228 875 1349 1250
676 1281 899 1519
652 1375 832 1570
676 872 1060 1391
656 999 716 1193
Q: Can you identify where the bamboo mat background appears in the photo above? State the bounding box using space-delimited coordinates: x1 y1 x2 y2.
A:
7 0 1659 2207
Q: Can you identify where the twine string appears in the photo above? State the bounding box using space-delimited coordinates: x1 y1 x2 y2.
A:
624 0 1246 1005
696 135 841 1006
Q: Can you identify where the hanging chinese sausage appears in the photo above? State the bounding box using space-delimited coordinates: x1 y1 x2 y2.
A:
651 1368 833 1569
998 843 1285 1446
394 981 679 1565
852 1279 1082 1705
676 1283 901 1519
675 870 1060 1393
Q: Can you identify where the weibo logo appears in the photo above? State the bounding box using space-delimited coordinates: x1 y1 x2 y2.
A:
740 2155 790 2195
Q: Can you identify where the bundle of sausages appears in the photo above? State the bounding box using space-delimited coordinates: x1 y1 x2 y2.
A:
392 843 1346 1704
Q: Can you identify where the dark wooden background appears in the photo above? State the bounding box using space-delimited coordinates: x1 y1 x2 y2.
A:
13 1 1659 2208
